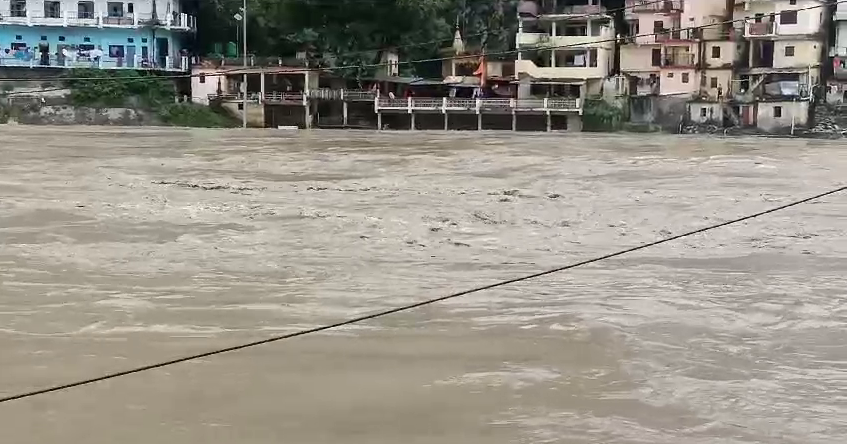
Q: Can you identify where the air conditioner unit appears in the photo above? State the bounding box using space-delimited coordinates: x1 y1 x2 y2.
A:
744 2 750 11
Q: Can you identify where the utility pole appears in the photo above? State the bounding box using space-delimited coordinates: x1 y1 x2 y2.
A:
242 0 248 128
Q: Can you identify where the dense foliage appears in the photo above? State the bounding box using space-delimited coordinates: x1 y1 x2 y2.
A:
64 69 174 107
188 0 518 77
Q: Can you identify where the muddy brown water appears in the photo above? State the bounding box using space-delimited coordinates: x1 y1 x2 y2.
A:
1 127 846 444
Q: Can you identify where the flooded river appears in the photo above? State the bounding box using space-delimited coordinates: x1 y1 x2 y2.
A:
1 127 846 444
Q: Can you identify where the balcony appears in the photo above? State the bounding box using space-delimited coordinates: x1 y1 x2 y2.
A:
625 0 683 14
517 32 613 49
655 28 695 42
0 54 190 71
515 59 606 80
0 10 196 31
662 53 695 67
555 4 607 15
745 22 776 37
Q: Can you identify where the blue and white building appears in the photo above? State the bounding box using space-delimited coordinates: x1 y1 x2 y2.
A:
0 0 195 71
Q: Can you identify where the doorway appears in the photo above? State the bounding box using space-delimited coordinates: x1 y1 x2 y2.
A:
126 45 136 67
156 37 168 68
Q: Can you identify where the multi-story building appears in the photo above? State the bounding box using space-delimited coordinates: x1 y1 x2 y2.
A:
828 0 847 104
730 0 826 130
516 0 615 99
0 0 195 71
620 0 700 97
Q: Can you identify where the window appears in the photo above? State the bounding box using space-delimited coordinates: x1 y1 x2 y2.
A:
667 72 674 78
141 38 148 43
754 13 764 23
44 1 61 18
127 38 134 43
78 1 94 19
682 73 690 83
785 45 795 57
79 44 94 51
107 1 124 17
40 36 47 41
711 46 721 59
789 0 796 4
199 74 206 84
58 36 66 41
127 2 134 14
700 108 707 117
774 106 783 118
15 35 22 41
780 10 798 25
711 77 718 88
84 37 91 42
10 0 26 17
109 45 125 58
651 48 661 67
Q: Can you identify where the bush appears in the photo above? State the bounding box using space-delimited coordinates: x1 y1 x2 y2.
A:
582 99 625 132
158 103 238 128
64 69 174 107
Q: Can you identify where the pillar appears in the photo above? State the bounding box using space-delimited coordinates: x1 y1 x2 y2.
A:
259 72 266 127
411 112 416 130
343 101 349 127
512 112 517 131
477 113 482 131
546 112 552 132
305 104 312 129
260 71 266 103
567 114 583 132
377 112 382 130
444 112 448 131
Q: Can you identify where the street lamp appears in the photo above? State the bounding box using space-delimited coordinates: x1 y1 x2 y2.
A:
234 2 247 128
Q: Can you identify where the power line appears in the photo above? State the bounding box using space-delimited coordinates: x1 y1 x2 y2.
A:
0 185 844 404
0 0 838 84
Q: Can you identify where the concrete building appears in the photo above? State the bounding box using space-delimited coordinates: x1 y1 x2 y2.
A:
620 0 703 98
731 0 826 130
515 0 615 99
828 0 847 105
0 0 194 70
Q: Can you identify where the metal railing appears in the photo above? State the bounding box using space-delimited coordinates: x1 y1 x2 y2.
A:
746 22 775 36
0 55 189 71
264 92 305 102
557 4 607 15
376 97 581 112
626 0 683 13
0 10 196 29
663 53 695 67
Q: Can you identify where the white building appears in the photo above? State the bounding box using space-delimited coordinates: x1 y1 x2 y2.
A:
731 0 826 129
515 0 615 98
620 0 700 97
0 0 195 71
828 0 847 104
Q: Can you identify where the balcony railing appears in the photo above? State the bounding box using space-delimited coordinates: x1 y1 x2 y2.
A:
626 0 683 14
0 10 196 30
0 55 189 71
376 97 581 113
556 5 607 15
655 29 695 42
746 22 775 36
663 53 695 67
